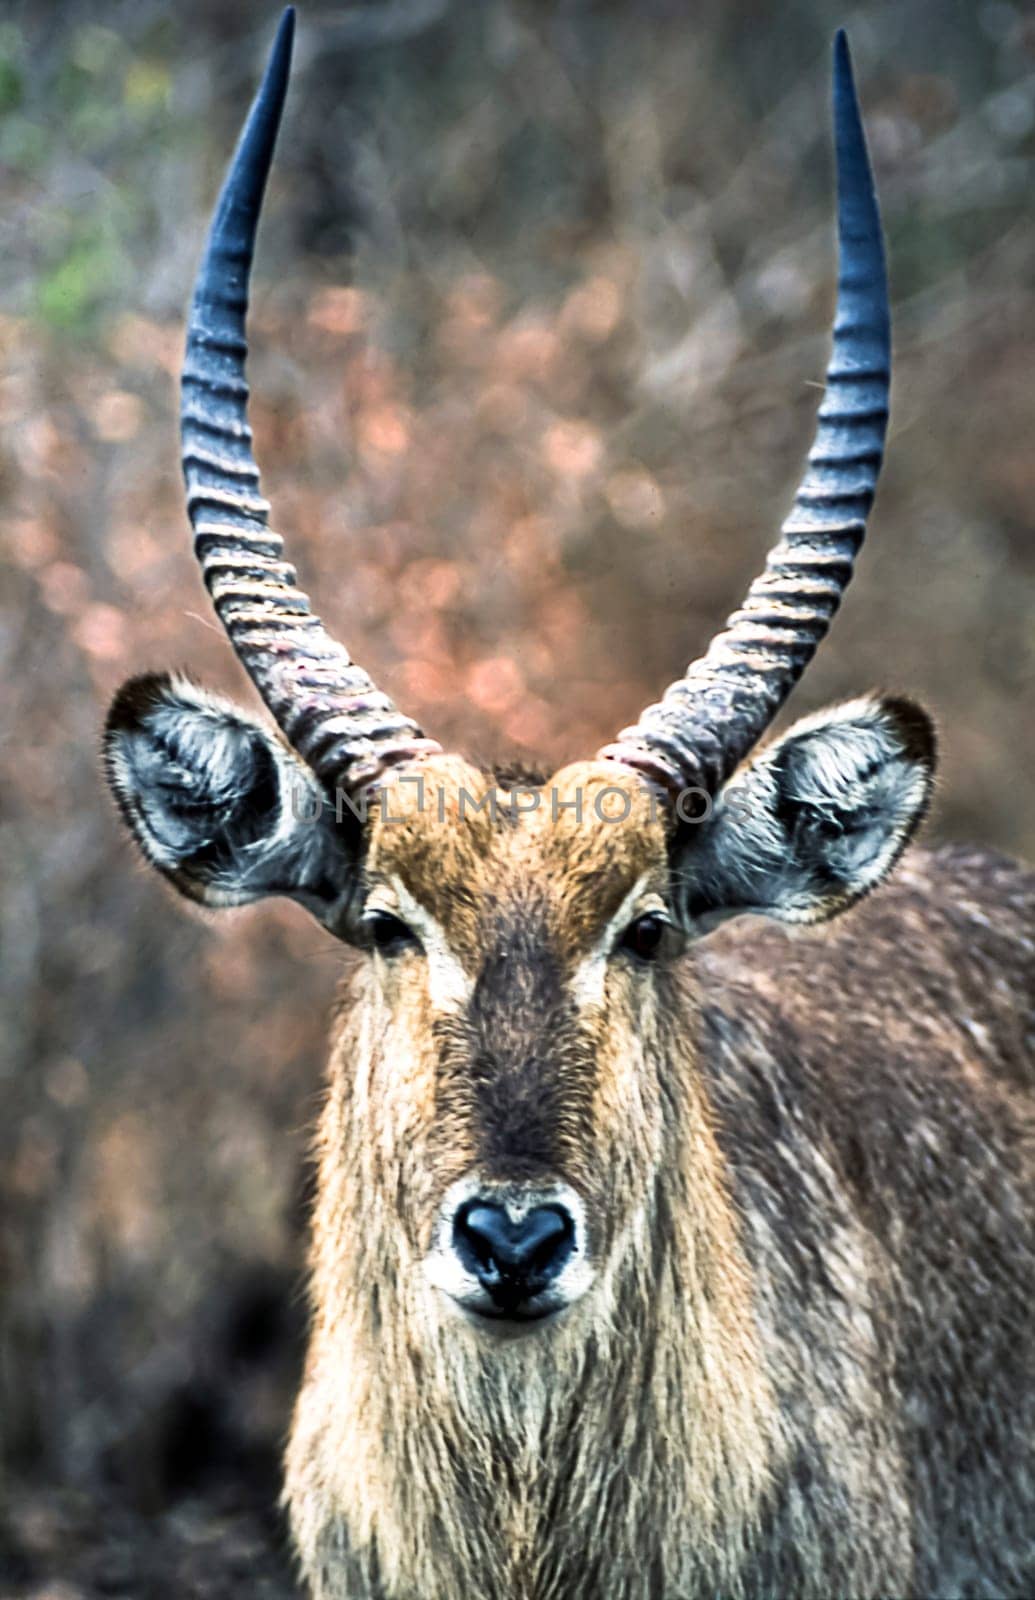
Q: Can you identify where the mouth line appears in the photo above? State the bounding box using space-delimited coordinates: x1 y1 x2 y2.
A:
474 1306 558 1324
452 1297 565 1328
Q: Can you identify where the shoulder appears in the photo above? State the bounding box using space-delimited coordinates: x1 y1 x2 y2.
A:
691 843 1034 1108
694 844 1033 992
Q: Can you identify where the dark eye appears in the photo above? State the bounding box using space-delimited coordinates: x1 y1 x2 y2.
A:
619 911 668 963
364 910 419 956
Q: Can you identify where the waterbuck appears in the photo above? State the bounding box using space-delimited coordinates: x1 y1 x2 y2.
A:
103 10 1034 1598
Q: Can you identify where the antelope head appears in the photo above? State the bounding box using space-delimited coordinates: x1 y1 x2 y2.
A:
104 11 935 1335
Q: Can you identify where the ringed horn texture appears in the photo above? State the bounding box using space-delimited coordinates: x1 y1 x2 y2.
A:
182 14 887 806
600 30 891 801
180 6 441 797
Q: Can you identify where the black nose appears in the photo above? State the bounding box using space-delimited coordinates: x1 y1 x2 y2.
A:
453 1201 575 1312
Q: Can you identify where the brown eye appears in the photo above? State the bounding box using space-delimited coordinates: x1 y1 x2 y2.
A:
364 910 419 956
620 912 668 963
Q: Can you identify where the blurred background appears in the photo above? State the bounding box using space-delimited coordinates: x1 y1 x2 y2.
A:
2 0 1033 1592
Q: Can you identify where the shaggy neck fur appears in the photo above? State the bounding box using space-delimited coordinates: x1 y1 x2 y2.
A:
286 973 777 1600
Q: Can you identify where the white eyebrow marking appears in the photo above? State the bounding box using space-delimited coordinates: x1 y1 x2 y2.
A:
570 873 658 1008
384 875 474 1010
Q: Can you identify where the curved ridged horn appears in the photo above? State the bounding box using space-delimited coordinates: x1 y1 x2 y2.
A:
181 7 440 796
599 31 889 799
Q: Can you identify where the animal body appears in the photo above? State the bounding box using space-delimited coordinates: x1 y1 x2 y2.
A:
103 10 1034 1598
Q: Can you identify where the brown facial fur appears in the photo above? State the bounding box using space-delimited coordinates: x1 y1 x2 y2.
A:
354 760 674 1245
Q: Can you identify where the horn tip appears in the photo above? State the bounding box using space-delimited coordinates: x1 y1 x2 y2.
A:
833 28 851 78
832 28 860 119
270 8 296 86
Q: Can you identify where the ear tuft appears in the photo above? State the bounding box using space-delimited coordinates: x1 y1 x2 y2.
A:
676 695 937 929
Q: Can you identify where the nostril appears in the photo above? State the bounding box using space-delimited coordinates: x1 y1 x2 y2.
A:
458 1208 501 1274
529 1217 568 1274
453 1201 575 1304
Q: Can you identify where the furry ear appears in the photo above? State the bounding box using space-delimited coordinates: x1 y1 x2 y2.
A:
674 696 936 928
103 673 357 929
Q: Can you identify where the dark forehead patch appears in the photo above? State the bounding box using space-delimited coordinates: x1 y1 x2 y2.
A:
474 890 562 1016
461 890 596 1178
